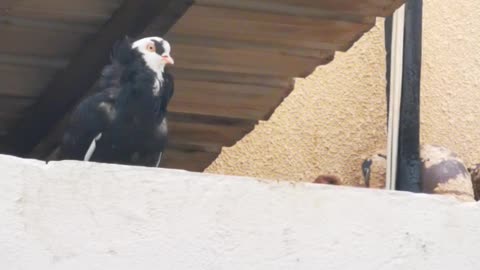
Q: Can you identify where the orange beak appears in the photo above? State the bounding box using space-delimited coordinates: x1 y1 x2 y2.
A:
162 54 174 65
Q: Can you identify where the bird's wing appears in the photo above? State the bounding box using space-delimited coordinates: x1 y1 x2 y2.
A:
155 152 163 167
162 71 175 106
59 92 115 161
152 71 174 117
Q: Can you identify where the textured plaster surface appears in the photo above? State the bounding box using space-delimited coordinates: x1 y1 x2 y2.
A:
207 18 388 184
207 0 480 185
419 0 480 167
1 154 480 269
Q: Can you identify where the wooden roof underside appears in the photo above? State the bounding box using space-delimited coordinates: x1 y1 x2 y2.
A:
0 0 404 171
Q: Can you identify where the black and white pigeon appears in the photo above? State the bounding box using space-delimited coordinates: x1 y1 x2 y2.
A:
58 36 175 167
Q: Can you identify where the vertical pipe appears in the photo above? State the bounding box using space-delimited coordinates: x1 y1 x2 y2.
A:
395 0 423 192
385 5 405 191
385 16 393 122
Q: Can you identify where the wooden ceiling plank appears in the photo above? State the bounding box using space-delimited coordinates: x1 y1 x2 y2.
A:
161 146 220 172
171 68 293 89
175 5 373 35
175 79 284 98
0 65 56 97
168 120 255 148
0 0 18 9
194 0 375 23
4 0 121 25
169 141 222 154
169 30 346 52
168 112 256 127
172 44 327 76
167 79 291 120
4 0 194 156
180 5 370 27
196 0 404 17
165 33 335 60
8 10 112 25
0 16 98 33
170 102 267 120
11 0 121 18
0 25 91 57
167 7 374 51
0 54 68 68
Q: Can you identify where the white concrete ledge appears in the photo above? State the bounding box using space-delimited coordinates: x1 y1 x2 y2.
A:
1 154 479 270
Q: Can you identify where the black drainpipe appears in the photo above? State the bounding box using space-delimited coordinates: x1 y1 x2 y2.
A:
384 0 423 192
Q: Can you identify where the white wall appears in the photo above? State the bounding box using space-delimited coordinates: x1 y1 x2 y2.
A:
1 154 479 270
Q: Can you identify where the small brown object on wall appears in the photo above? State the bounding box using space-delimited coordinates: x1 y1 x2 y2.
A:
313 175 341 185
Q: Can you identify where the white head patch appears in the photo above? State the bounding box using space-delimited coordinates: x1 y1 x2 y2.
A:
131 37 174 83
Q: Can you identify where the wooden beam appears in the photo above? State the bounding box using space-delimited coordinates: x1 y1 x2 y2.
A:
4 0 193 156
0 95 35 114
0 112 19 132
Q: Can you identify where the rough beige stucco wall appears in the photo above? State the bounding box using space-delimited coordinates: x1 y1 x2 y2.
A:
206 0 480 185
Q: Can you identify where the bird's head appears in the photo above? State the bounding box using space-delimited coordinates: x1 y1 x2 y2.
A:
468 164 480 176
131 36 174 76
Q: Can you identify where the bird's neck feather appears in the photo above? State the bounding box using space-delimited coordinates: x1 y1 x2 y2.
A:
149 65 165 82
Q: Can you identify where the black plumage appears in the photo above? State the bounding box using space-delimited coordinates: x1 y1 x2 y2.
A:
58 36 175 167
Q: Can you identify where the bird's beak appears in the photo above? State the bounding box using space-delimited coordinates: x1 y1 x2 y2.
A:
162 54 174 65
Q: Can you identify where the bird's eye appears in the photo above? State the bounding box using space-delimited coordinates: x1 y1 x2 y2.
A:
146 43 155 52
